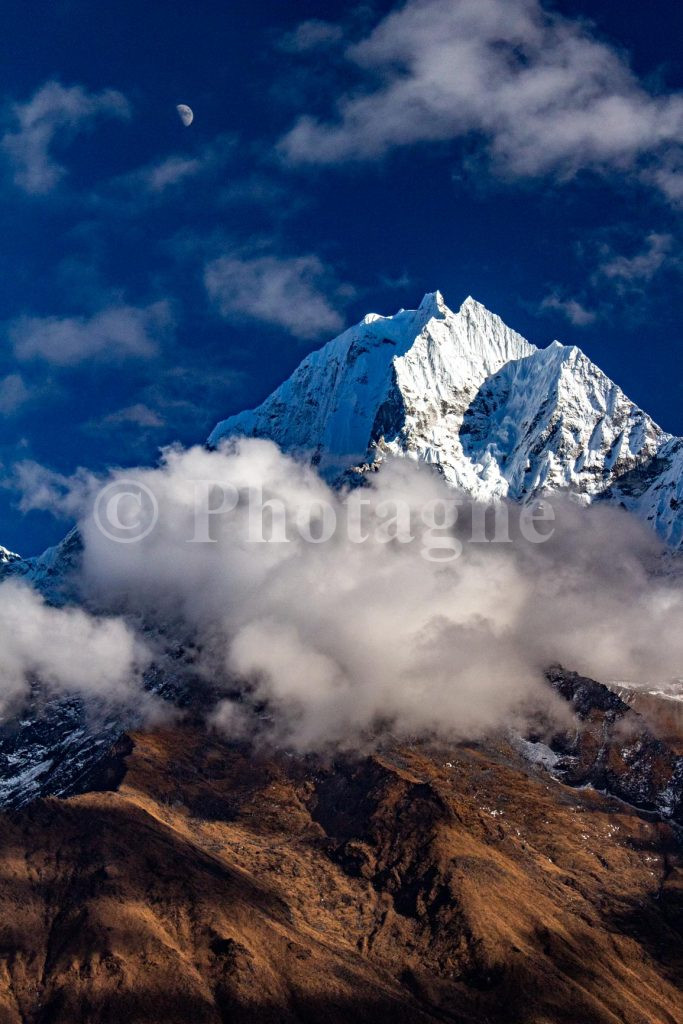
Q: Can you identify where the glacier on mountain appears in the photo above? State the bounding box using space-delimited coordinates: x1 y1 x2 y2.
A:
209 292 681 547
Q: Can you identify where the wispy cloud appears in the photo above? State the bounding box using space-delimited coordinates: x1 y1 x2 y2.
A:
279 19 344 53
112 134 235 197
1 80 129 194
97 403 165 429
0 579 149 716
539 293 597 327
9 459 96 517
279 0 683 202
80 403 166 455
142 155 203 192
537 229 681 328
204 253 347 339
142 363 248 439
9 302 172 366
595 232 678 285
0 374 30 415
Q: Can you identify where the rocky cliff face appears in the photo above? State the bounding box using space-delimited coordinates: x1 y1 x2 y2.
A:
210 292 681 545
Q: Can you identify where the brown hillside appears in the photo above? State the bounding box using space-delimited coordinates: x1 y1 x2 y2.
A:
0 724 680 1024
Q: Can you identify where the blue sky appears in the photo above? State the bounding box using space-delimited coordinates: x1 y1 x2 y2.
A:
1 0 681 554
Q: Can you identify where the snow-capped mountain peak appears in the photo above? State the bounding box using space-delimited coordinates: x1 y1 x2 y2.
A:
209 292 681 545
209 293 536 482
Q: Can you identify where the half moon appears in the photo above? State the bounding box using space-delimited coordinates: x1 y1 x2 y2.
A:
176 104 194 127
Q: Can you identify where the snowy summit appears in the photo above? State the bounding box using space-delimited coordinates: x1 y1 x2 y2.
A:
210 293 683 548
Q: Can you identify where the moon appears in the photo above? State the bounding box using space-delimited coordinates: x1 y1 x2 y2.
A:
176 104 193 127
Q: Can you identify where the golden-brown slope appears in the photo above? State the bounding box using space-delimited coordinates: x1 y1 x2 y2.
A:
0 726 680 1024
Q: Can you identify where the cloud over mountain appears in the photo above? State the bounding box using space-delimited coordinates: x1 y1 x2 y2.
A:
5 293 683 752
0 578 148 716
49 438 680 751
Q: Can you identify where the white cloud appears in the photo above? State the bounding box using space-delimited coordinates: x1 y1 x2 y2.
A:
0 579 149 717
0 374 30 415
279 0 683 200
539 293 597 326
596 232 676 284
648 159 683 203
15 439 683 750
69 440 683 751
204 253 345 338
1 80 130 194
10 301 172 365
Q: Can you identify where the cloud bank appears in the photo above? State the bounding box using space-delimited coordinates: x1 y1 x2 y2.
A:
27 438 675 752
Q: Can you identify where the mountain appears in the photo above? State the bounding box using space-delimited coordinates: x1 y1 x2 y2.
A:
0 294 682 1020
1 290 681 815
210 293 681 546
209 292 537 493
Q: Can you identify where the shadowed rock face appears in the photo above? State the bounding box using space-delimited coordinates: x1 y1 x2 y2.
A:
546 666 683 827
0 714 681 1024
0 693 123 808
